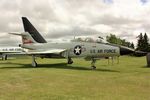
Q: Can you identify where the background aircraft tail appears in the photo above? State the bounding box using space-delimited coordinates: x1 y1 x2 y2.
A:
22 17 47 43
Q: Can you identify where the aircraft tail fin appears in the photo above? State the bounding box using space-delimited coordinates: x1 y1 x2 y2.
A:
22 17 47 43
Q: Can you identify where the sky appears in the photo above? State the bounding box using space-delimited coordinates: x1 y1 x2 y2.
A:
0 0 150 45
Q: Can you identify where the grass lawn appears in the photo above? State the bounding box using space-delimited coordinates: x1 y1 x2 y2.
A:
0 56 150 100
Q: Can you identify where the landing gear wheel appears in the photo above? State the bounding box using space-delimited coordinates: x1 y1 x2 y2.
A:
32 55 37 67
68 58 73 64
4 55 7 60
32 61 37 67
68 60 73 64
2 56 4 60
2 55 7 60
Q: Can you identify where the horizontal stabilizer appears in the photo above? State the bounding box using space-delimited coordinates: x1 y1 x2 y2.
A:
9 32 23 36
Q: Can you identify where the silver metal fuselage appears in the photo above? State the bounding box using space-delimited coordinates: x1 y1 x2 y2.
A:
23 42 120 59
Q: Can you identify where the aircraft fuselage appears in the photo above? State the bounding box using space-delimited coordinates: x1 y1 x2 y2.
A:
22 42 120 59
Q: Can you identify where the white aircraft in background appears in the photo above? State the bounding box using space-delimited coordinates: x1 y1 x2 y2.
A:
10 17 135 69
0 46 23 60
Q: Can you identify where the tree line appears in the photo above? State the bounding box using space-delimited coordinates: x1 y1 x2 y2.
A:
106 34 134 49
106 33 150 52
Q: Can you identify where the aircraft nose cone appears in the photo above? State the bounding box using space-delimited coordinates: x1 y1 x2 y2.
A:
134 51 147 56
120 46 134 55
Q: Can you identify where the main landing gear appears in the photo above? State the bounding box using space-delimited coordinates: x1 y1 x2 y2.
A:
32 55 37 67
91 59 96 69
2 55 7 60
67 57 73 64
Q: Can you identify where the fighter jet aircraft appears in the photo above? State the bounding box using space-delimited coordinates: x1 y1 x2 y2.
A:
10 17 135 69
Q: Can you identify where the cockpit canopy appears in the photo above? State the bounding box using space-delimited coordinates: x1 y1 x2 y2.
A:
71 37 107 43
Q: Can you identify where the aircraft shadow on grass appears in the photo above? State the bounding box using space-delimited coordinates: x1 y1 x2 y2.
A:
0 62 120 72
141 66 150 68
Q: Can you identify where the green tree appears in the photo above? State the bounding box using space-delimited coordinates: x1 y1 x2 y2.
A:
106 34 118 44
106 34 134 49
131 42 134 49
143 33 149 52
136 33 144 51
106 34 123 45
136 33 150 52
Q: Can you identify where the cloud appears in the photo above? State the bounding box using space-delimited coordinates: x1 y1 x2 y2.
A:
103 0 113 4
140 0 148 4
0 0 150 45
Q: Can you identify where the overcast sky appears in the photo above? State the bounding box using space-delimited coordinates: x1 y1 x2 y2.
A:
0 0 150 45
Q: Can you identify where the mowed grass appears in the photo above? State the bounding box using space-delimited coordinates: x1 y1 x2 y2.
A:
0 56 150 100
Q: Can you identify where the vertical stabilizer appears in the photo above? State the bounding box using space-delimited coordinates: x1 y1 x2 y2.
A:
22 17 47 43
